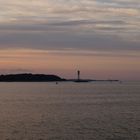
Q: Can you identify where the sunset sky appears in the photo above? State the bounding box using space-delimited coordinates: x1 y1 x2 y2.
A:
0 0 140 80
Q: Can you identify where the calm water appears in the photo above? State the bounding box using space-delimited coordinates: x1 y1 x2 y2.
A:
0 82 139 140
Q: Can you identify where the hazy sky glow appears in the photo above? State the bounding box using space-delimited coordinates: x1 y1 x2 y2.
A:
0 0 140 80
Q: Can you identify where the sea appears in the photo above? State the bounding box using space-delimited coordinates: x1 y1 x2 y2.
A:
0 81 139 140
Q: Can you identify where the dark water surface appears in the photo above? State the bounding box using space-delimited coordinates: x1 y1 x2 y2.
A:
0 82 139 140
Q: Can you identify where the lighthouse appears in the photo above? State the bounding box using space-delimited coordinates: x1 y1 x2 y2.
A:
77 70 80 80
75 70 89 82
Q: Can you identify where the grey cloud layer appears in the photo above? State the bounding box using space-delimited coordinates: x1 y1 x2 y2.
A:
0 0 140 51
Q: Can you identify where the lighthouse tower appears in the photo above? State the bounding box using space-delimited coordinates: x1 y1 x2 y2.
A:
77 70 80 80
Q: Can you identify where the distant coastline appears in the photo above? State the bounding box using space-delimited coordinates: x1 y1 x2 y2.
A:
0 73 119 82
0 73 65 82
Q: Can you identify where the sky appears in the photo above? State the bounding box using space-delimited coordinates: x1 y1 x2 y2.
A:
0 0 140 80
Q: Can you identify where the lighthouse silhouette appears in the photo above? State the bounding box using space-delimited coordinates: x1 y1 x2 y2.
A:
75 70 89 82
77 70 80 80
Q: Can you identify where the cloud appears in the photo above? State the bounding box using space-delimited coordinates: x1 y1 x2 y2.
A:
0 0 139 24
0 24 140 52
0 0 139 51
0 48 140 59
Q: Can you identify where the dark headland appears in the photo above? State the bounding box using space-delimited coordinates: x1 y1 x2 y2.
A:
0 73 119 82
0 73 66 82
